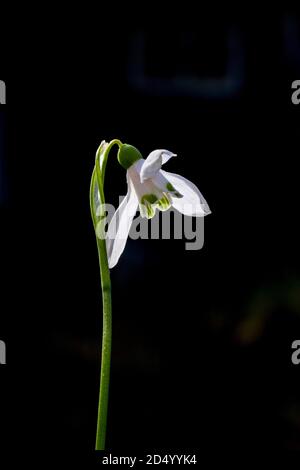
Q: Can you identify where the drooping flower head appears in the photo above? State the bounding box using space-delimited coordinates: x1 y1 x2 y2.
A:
96 142 211 268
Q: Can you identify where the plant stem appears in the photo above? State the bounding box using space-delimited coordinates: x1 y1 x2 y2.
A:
90 140 122 450
95 235 112 450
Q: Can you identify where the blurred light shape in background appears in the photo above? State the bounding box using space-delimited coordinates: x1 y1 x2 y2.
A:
284 14 300 71
127 28 245 99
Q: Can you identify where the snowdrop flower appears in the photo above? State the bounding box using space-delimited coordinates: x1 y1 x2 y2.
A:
90 139 211 450
97 143 211 268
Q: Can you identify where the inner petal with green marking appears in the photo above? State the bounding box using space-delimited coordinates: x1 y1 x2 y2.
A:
127 159 184 219
157 193 171 211
140 192 172 218
140 193 159 219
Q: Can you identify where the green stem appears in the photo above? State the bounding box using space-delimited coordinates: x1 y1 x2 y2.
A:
90 140 122 450
95 235 111 450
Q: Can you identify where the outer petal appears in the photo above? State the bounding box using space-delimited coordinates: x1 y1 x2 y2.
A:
106 175 138 268
140 149 176 183
160 170 211 217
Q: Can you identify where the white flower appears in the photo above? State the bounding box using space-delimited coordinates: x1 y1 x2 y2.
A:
99 147 211 268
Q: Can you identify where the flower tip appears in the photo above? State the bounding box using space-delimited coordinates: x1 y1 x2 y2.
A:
202 204 212 216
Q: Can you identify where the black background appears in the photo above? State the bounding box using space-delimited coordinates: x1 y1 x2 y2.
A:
1 9 300 464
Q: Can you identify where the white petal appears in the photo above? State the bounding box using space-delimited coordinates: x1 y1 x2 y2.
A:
151 171 171 192
160 170 211 217
106 176 138 268
140 149 176 183
128 160 164 217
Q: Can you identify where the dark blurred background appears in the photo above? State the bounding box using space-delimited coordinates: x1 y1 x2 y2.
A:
1 9 300 462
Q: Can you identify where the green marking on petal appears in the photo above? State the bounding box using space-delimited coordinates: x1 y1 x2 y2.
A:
166 182 176 192
141 194 158 205
146 205 155 218
166 182 183 198
140 194 158 219
173 191 183 198
139 202 156 219
157 194 171 211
